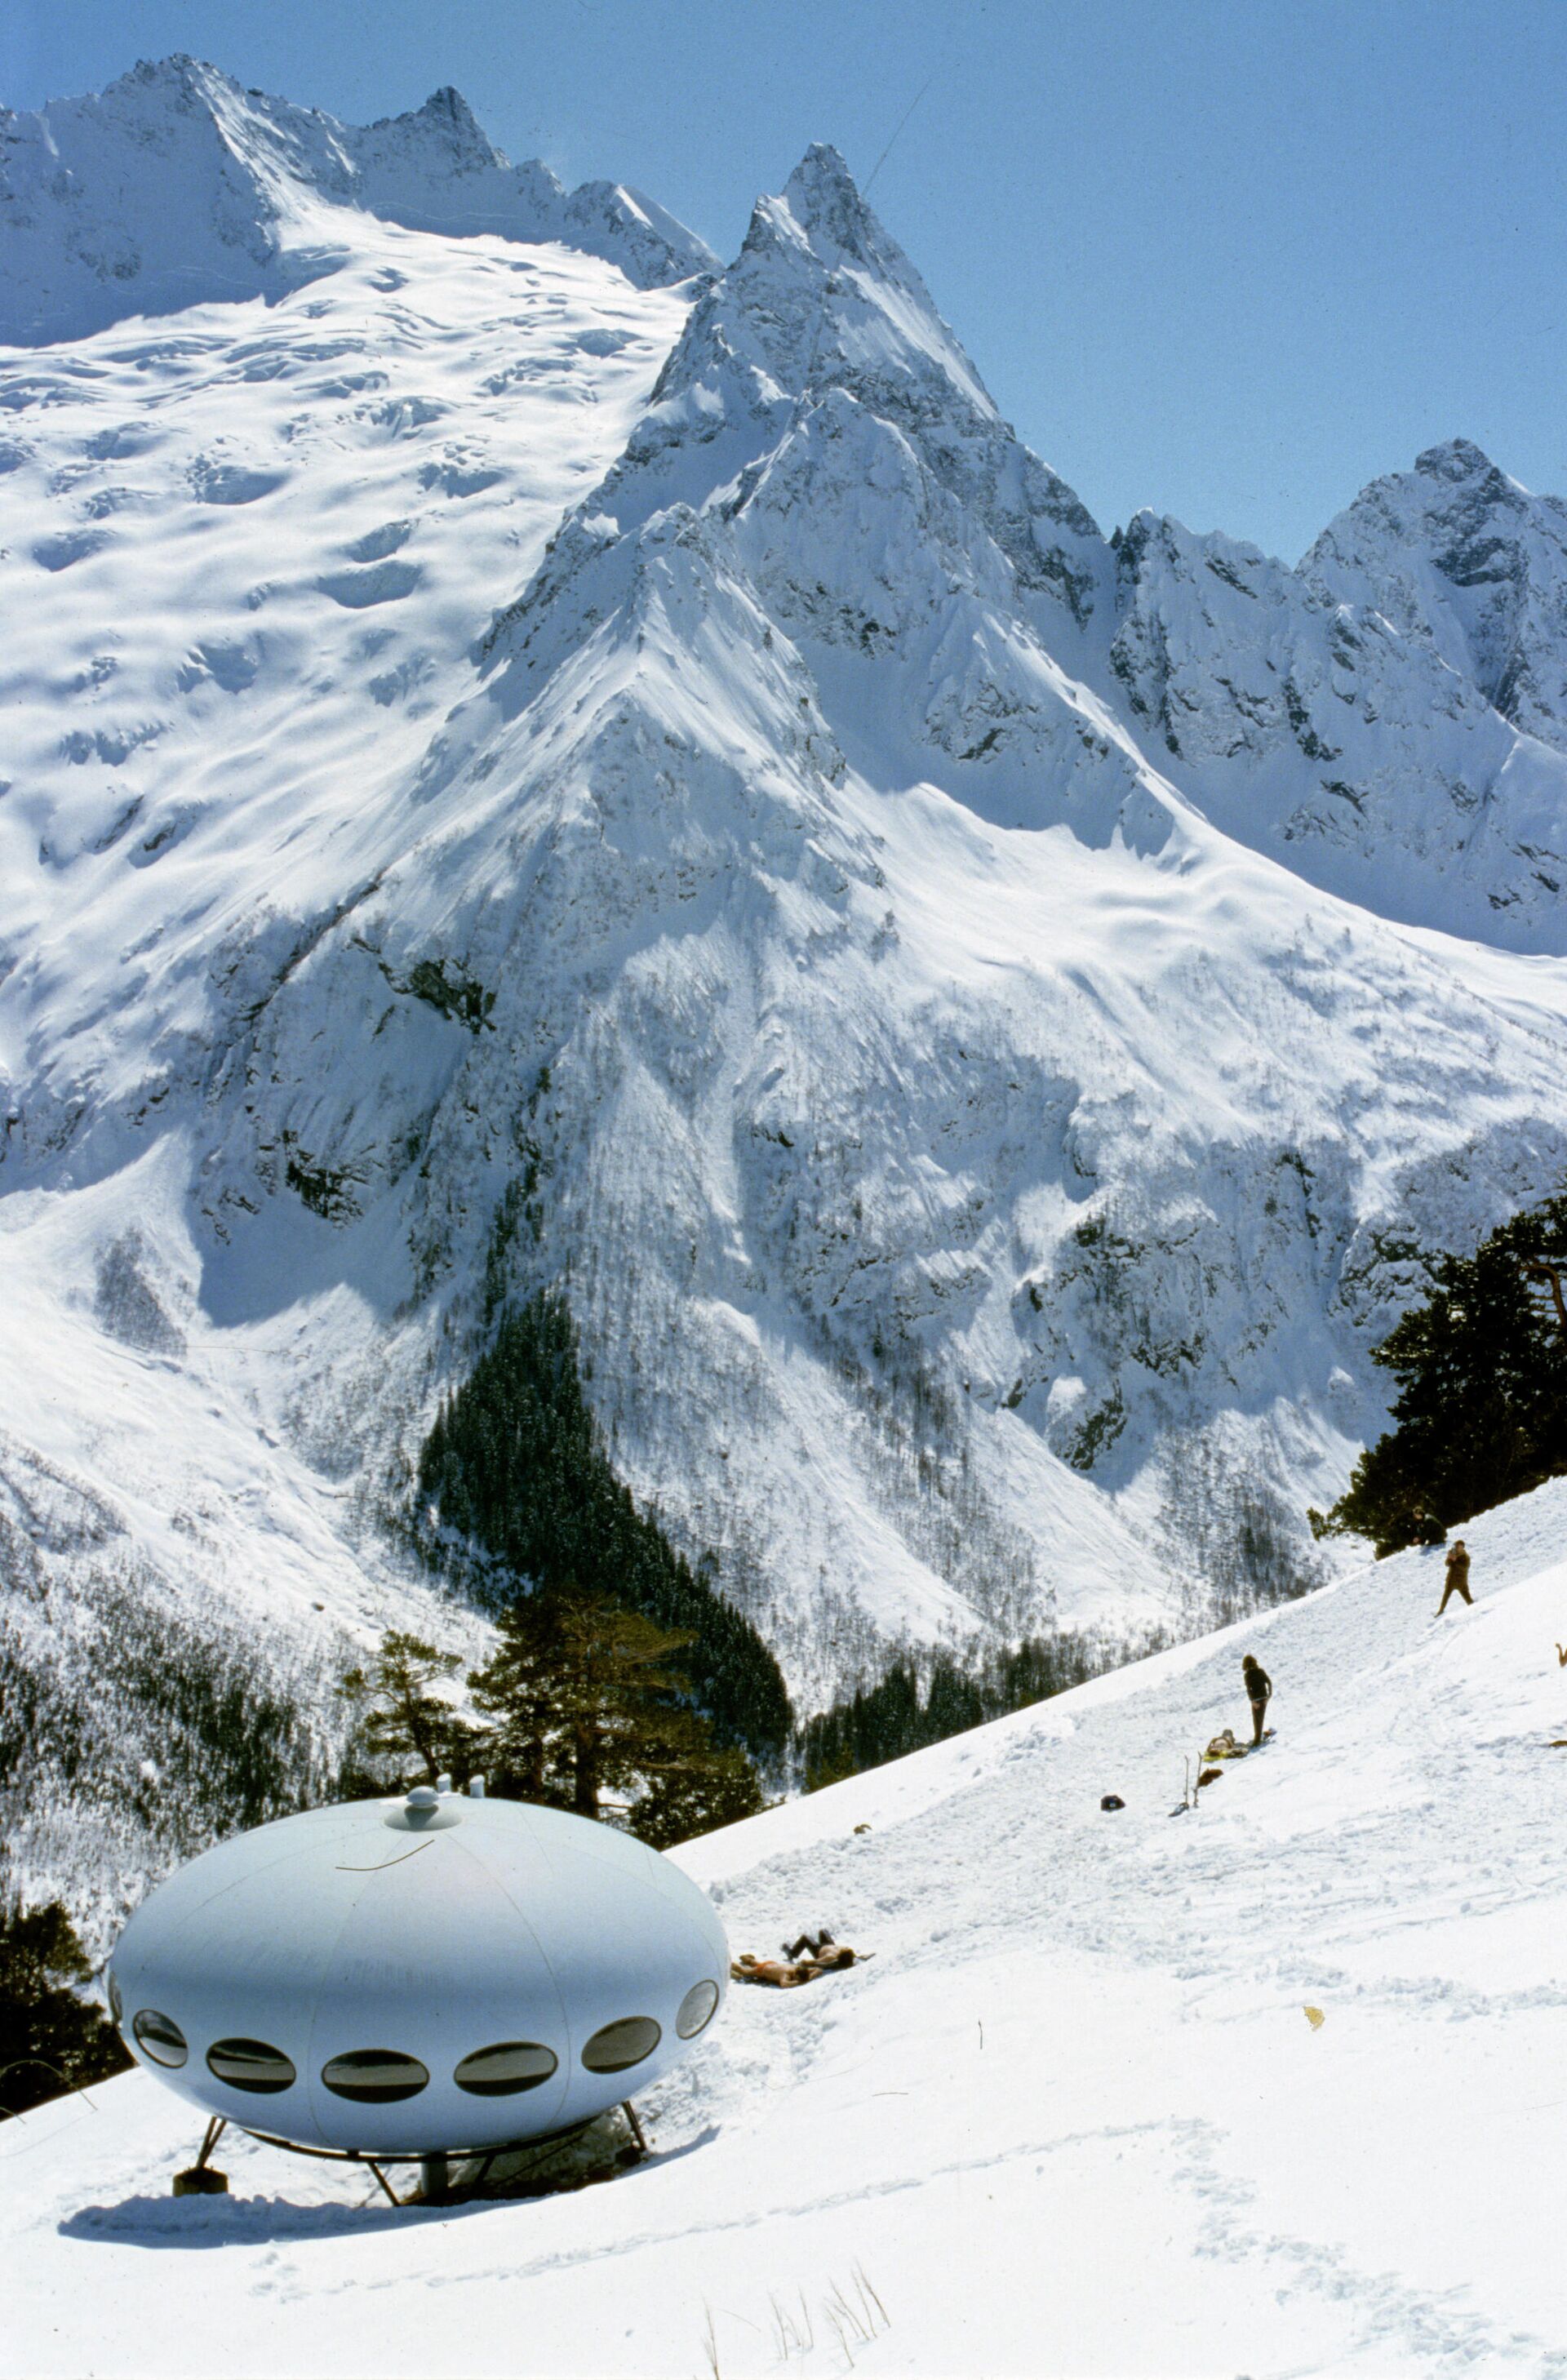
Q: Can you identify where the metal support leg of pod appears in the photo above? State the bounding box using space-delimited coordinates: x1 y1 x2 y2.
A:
173 2116 229 2196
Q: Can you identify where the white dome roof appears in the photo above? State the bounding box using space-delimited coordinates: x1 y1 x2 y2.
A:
109 1789 728 2154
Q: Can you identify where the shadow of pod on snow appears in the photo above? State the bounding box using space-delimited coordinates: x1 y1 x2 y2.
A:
58 2191 466 2247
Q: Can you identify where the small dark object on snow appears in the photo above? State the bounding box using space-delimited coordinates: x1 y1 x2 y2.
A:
172 2166 229 2197
853 1823 872 1834
1100 1794 1125 1810
1197 1766 1223 1788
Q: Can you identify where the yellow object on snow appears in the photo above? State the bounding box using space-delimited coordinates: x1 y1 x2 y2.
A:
1304 2005 1325 2030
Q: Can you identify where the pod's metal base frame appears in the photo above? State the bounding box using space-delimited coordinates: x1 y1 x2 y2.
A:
171 2115 230 2197
174 2103 650 2208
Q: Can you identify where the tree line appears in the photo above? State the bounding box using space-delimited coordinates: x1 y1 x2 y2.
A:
416 1294 791 1761
798 1630 1115 1790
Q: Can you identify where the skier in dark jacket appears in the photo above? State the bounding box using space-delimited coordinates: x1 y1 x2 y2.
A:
1241 1653 1272 1746
1436 1539 1472 1615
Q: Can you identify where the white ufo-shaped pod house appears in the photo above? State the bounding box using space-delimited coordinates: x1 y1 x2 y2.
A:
108 1786 728 2156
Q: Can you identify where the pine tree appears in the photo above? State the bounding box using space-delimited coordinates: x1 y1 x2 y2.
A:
923 1653 987 1743
337 1632 477 1786
633 1743 766 1849
467 1586 767 1839
799 1630 1106 1791
1316 1190 1567 1555
467 1596 569 1803
1 1900 131 2119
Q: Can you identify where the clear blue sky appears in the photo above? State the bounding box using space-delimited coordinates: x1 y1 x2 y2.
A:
7 0 1565 562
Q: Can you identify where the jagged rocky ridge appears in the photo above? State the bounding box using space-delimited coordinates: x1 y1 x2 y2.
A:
6 78 1567 1914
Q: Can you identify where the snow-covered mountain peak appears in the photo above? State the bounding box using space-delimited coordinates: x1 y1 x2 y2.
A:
778 141 934 304
728 143 997 426
361 82 508 173
1303 437 1567 757
544 141 1111 684
1412 432 1508 486
0 58 712 343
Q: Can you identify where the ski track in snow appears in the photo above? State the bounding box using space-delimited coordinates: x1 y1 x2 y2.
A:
7 1481 1567 2378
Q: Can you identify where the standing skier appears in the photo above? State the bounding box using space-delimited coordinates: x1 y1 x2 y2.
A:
1241 1653 1272 1746
1436 1539 1473 1616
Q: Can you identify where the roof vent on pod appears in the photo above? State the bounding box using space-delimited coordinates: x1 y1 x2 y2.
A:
384 1783 463 1834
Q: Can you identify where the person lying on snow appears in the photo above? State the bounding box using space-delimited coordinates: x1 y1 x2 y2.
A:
730 1943 865 1987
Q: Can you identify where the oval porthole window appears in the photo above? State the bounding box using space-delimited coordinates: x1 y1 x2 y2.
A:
106 1970 122 2027
131 2009 187 2068
454 2041 559 2098
321 2049 429 2104
206 2037 296 2094
676 1980 721 2040
581 2017 661 2075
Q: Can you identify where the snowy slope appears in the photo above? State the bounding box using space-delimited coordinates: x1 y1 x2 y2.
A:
7 1479 1567 2378
7 64 1567 1920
